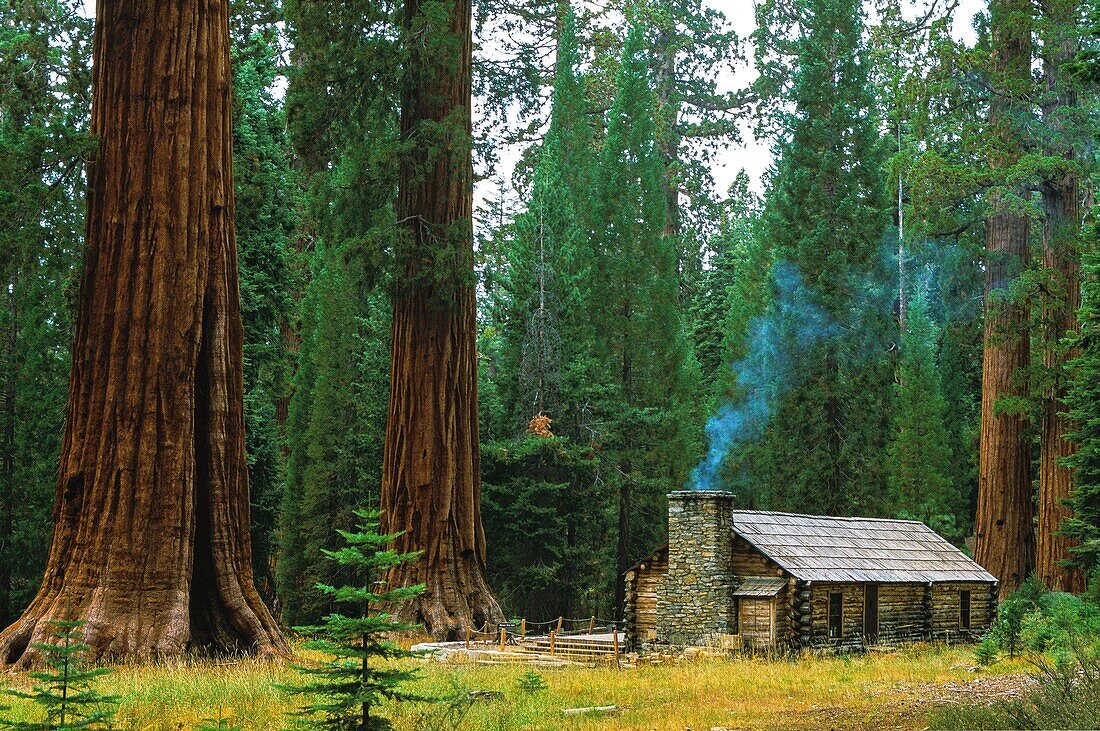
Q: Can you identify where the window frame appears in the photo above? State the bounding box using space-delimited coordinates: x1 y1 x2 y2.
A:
828 591 843 639
960 589 972 630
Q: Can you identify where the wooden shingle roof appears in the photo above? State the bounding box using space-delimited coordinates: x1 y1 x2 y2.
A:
730 511 997 584
732 577 788 597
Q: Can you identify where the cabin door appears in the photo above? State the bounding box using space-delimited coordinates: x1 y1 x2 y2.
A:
863 584 879 644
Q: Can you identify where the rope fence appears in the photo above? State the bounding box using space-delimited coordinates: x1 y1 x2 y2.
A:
461 615 628 660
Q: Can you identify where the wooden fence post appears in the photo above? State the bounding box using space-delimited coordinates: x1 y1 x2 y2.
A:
556 616 564 635
465 626 471 649
589 616 596 633
499 626 506 652
549 630 556 657
520 618 526 637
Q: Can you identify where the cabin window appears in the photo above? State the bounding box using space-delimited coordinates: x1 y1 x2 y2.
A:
828 592 843 639
960 590 972 630
732 597 740 634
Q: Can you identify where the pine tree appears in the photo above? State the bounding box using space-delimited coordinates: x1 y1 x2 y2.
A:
629 0 752 297
546 3 596 230
230 15 298 607
591 19 700 617
279 252 391 625
0 0 90 625
690 172 765 398
277 0 399 626
1062 240 1100 576
751 0 892 516
481 435 605 619
283 509 426 731
888 291 956 538
0 620 118 731
480 1 613 621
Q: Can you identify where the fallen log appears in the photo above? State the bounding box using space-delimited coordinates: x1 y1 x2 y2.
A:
561 705 620 716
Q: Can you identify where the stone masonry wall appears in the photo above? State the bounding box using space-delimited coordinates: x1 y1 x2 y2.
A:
657 490 736 645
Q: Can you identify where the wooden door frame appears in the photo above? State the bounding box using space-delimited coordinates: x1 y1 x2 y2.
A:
863 583 880 644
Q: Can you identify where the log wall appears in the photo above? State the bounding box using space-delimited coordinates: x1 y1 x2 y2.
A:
809 582 867 650
625 546 667 646
931 582 996 640
732 536 786 577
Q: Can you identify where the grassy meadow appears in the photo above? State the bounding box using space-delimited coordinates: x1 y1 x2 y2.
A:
0 643 1032 731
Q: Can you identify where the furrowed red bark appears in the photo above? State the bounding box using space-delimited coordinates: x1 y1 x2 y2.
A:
1036 0 1084 594
381 0 503 639
974 0 1035 595
0 0 287 665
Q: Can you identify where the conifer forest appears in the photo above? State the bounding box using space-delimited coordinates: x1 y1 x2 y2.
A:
2 0 1100 727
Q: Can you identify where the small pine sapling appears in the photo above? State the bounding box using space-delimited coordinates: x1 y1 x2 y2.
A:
284 508 428 731
194 709 241 731
0 620 118 730
516 670 546 694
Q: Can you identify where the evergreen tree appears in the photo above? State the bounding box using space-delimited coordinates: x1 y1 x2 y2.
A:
630 0 752 296
230 15 298 606
481 435 605 620
752 0 892 516
1063 240 1100 575
0 0 90 625
887 290 956 538
546 4 596 230
480 2 613 620
283 509 426 731
277 0 400 626
591 19 701 616
690 172 765 399
279 256 391 625
0 620 118 731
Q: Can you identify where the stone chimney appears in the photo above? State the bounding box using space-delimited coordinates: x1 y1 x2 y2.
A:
658 490 736 646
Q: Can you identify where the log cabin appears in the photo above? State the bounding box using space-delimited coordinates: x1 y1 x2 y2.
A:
625 491 998 651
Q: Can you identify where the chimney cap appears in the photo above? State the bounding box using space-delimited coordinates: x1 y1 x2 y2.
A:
668 490 735 501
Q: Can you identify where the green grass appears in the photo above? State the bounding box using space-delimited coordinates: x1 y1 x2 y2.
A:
0 644 1031 731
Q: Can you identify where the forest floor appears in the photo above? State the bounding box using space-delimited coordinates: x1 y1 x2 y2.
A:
0 643 1033 730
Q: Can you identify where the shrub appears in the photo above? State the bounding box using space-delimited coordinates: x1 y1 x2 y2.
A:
933 582 1100 729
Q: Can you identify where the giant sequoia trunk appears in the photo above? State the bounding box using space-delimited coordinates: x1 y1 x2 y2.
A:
1036 0 1084 593
974 0 1035 595
0 0 287 665
380 0 503 639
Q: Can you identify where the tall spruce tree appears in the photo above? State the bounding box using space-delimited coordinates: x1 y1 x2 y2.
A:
753 0 893 516
888 290 956 538
277 0 399 626
591 19 700 618
229 15 298 607
690 172 765 399
1063 239 1100 576
481 2 612 620
0 0 90 625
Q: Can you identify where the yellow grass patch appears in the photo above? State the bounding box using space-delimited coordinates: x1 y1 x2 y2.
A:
0 643 1030 731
